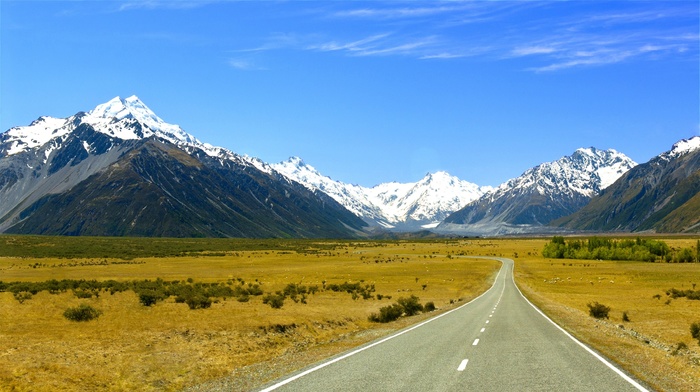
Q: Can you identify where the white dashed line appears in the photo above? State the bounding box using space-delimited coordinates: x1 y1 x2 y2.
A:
472 339 479 346
457 359 469 371
485 320 489 324
480 328 485 333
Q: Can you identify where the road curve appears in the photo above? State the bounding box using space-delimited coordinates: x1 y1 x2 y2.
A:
257 257 650 392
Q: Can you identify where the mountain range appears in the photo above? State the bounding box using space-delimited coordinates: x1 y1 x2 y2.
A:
0 96 366 237
439 148 637 235
272 158 493 231
1 96 697 237
554 138 700 233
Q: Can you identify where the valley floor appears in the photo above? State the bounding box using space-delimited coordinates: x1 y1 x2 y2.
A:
0 237 698 391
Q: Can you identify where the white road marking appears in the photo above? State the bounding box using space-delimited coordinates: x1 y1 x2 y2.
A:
257 258 507 392
480 328 485 333
472 339 479 346
509 260 650 392
485 320 489 324
457 359 469 371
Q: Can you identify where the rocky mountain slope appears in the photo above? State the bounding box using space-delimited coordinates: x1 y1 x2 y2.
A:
0 96 366 237
553 137 700 233
439 148 637 235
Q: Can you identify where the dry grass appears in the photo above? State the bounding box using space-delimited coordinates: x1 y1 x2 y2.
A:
2 237 699 391
0 240 500 391
515 237 700 392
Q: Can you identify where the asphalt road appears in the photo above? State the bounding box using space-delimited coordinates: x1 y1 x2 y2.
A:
257 257 650 392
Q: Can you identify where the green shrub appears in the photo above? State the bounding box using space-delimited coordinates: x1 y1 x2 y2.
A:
368 303 403 323
587 302 611 319
13 291 33 303
424 301 436 312
369 295 428 323
138 292 161 307
622 311 630 322
64 304 102 322
398 295 424 316
262 292 285 309
185 295 212 309
691 322 700 344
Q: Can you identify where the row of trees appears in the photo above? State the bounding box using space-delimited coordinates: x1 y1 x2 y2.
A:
543 237 700 263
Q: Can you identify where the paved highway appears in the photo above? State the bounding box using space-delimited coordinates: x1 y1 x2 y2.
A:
257 257 650 392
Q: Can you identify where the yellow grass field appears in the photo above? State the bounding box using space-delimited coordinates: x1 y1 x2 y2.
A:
1 237 698 391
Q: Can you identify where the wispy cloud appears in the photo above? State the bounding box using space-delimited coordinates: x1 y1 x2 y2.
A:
227 58 265 71
310 33 392 53
117 0 218 11
511 46 558 57
333 5 468 20
226 1 697 72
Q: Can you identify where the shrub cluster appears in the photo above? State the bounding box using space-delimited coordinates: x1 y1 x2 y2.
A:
368 295 435 323
63 304 102 322
587 302 611 319
666 288 700 300
261 283 321 309
691 322 700 345
543 236 700 263
0 278 264 310
326 281 376 300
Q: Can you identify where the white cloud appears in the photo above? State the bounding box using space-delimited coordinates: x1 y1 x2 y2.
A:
227 58 265 71
511 46 557 56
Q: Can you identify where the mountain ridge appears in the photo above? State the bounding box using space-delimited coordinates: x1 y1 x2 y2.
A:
272 157 493 231
553 136 700 233
0 96 366 237
439 147 637 235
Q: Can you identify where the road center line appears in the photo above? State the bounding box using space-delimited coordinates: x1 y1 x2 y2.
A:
457 359 469 371
472 338 479 346
257 257 506 392
480 328 485 333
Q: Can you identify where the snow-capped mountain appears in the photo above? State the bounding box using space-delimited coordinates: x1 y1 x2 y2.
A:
1 96 274 170
440 147 637 235
665 136 700 159
555 136 700 233
272 158 492 230
0 96 366 237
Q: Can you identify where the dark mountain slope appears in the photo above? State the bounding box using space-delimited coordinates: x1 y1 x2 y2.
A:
6 138 366 237
554 139 700 233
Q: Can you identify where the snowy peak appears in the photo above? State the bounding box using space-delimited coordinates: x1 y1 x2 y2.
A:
88 96 168 129
84 95 195 145
1 95 235 160
273 158 489 230
570 147 636 190
1 116 70 156
442 147 638 232
497 147 637 198
666 136 700 158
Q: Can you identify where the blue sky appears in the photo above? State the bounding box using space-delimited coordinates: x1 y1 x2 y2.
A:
2 1 698 187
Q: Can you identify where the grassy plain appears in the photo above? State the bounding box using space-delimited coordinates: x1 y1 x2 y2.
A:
0 238 501 391
1 236 698 391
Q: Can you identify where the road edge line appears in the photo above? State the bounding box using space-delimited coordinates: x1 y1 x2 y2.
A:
508 259 650 392
257 258 504 391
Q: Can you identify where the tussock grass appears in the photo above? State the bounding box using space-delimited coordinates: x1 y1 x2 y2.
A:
0 238 499 391
4 235 697 391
